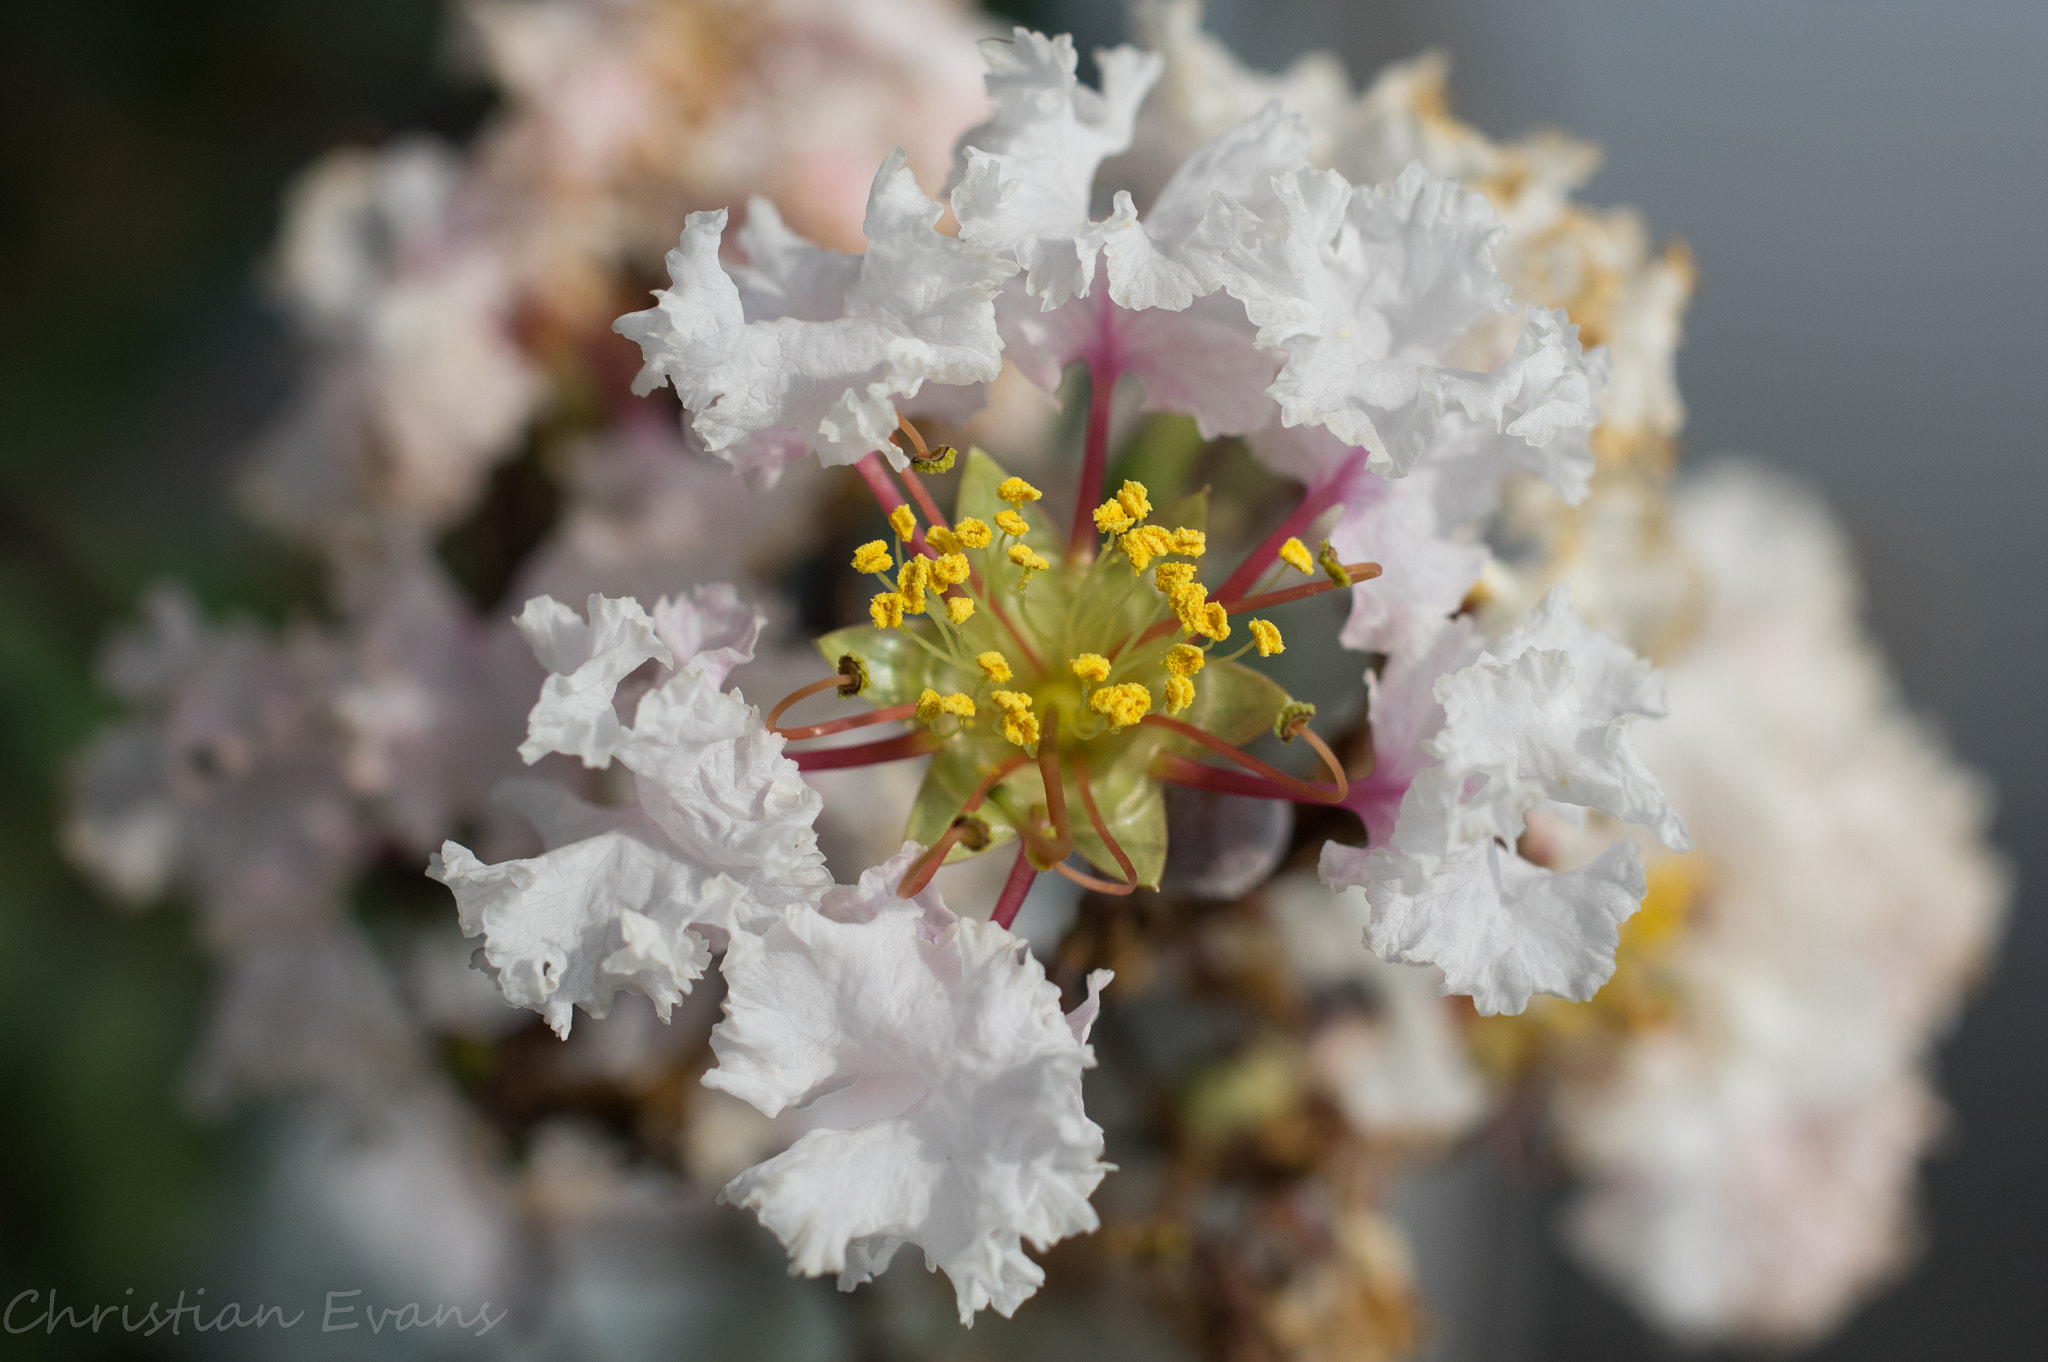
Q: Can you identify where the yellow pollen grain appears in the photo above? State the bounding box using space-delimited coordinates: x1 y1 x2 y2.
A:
1093 498 1134 535
1008 543 1049 572
888 505 917 541
1278 537 1313 574
1154 562 1196 595
1089 682 1152 730
1167 528 1206 557
1116 480 1152 522
1069 653 1111 683
1165 643 1206 678
1248 618 1284 656
1120 525 1173 571
927 526 962 554
977 651 1013 684
997 476 1042 505
1164 675 1195 715
994 509 1030 537
932 552 971 587
946 596 976 625
870 592 905 629
954 518 992 549
851 540 893 575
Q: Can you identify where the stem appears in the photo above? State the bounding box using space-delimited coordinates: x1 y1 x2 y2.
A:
1068 353 1119 560
1138 714 1346 803
792 731 939 771
991 843 1038 930
765 675 844 732
1071 755 1138 894
856 453 935 559
1218 561 1382 614
1213 453 1364 602
776 701 918 742
897 753 1031 897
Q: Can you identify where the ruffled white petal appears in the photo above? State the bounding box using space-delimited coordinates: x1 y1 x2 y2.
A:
515 593 672 767
650 583 764 690
706 851 1110 1323
429 832 725 1037
615 151 1009 471
951 29 1161 309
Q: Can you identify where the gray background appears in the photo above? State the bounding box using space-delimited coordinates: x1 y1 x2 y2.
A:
1046 0 2048 1356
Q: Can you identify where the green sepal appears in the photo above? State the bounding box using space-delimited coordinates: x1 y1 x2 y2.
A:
813 624 936 708
1168 659 1290 750
904 739 1020 863
1068 757 1168 889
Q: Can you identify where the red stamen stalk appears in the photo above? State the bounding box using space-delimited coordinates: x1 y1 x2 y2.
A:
1068 354 1119 561
991 843 1038 930
766 675 845 732
1213 453 1364 602
1036 711 1071 853
1072 754 1139 894
775 702 919 742
1138 714 1346 803
1218 561 1382 614
897 754 1030 897
792 731 940 771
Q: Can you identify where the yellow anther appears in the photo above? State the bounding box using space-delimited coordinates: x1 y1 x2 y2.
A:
1088 682 1152 731
1119 525 1173 571
1167 528 1207 557
852 540 893 575
937 692 977 720
928 526 963 554
997 476 1042 505
994 509 1030 537
989 689 1032 713
955 518 992 549
897 558 931 614
997 708 1041 750
1070 653 1111 683
888 505 917 541
1197 601 1231 641
977 651 1013 684
1168 581 1209 630
1248 618 1284 656
1164 675 1195 715
1116 480 1152 522
932 553 971 587
1154 562 1196 595
946 596 976 625
1278 537 1314 575
870 592 905 629
915 688 943 723
1093 498 1135 535
1165 643 1206 678
1008 543 1049 572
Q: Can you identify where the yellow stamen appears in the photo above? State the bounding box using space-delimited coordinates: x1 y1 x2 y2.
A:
915 688 943 723
1197 601 1231 641
1168 581 1208 631
1167 528 1206 557
1165 644 1206 678
932 553 971 587
955 518 992 549
897 558 931 614
1089 682 1152 731
1154 562 1196 595
1093 498 1135 535
989 689 1032 713
1008 543 1049 572
1248 619 1284 656
1278 537 1313 575
994 509 1029 537
1070 653 1111 683
852 540 893 575
918 689 976 724
977 651 1013 684
996 476 1042 505
888 505 917 541
928 526 963 554
998 708 1040 749
1164 675 1195 715
1120 525 1174 571
1116 480 1152 522
870 592 905 629
946 596 976 625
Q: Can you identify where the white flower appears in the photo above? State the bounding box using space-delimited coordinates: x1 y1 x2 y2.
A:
1323 589 1688 1014
706 844 1112 1323
614 151 1011 475
432 591 829 1036
951 28 1162 309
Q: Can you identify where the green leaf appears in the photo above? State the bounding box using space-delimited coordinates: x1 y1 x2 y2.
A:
812 624 938 708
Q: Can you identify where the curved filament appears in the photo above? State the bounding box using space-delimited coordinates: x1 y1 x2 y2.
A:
765 675 846 732
1139 714 1346 803
1068 753 1138 895
991 843 1039 930
897 754 1030 898
792 731 940 771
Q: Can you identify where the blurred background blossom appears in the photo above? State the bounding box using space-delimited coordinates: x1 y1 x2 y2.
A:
2 1 2042 1359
